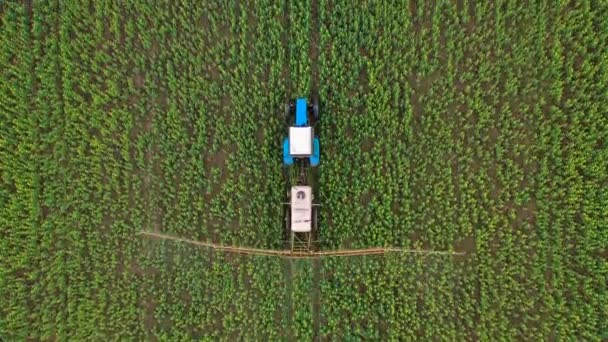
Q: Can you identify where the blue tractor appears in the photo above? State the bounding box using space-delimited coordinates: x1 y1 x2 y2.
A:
283 97 320 167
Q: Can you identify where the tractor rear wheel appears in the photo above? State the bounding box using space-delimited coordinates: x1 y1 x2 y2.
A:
312 96 320 121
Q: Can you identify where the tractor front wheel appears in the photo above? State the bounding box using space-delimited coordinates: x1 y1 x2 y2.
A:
284 103 291 118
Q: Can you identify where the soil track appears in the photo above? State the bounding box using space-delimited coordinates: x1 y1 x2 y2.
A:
282 259 295 341
311 258 322 341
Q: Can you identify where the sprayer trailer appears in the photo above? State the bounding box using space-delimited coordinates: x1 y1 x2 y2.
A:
285 185 319 254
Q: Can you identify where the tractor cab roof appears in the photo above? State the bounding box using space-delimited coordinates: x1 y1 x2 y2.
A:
289 126 313 156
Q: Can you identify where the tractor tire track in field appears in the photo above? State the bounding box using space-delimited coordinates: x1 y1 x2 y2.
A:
310 0 320 95
282 0 291 102
311 258 322 341
282 259 295 341
310 0 321 340
281 2 294 340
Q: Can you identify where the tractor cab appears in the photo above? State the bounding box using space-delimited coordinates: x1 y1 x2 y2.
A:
283 97 320 167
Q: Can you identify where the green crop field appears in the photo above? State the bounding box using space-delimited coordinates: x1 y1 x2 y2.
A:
1 0 607 340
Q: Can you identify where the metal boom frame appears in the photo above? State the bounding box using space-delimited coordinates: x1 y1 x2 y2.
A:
139 231 465 258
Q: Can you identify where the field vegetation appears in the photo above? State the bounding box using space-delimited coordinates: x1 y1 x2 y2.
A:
1 0 607 340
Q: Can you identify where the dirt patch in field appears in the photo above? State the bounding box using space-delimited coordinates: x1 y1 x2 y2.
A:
409 90 423 122
360 191 373 205
202 147 235 208
134 73 145 88
143 299 157 333
454 235 476 255
466 0 476 34
409 0 420 34
358 66 369 92
256 126 265 144
343 123 354 140
455 0 464 14
361 137 374 153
